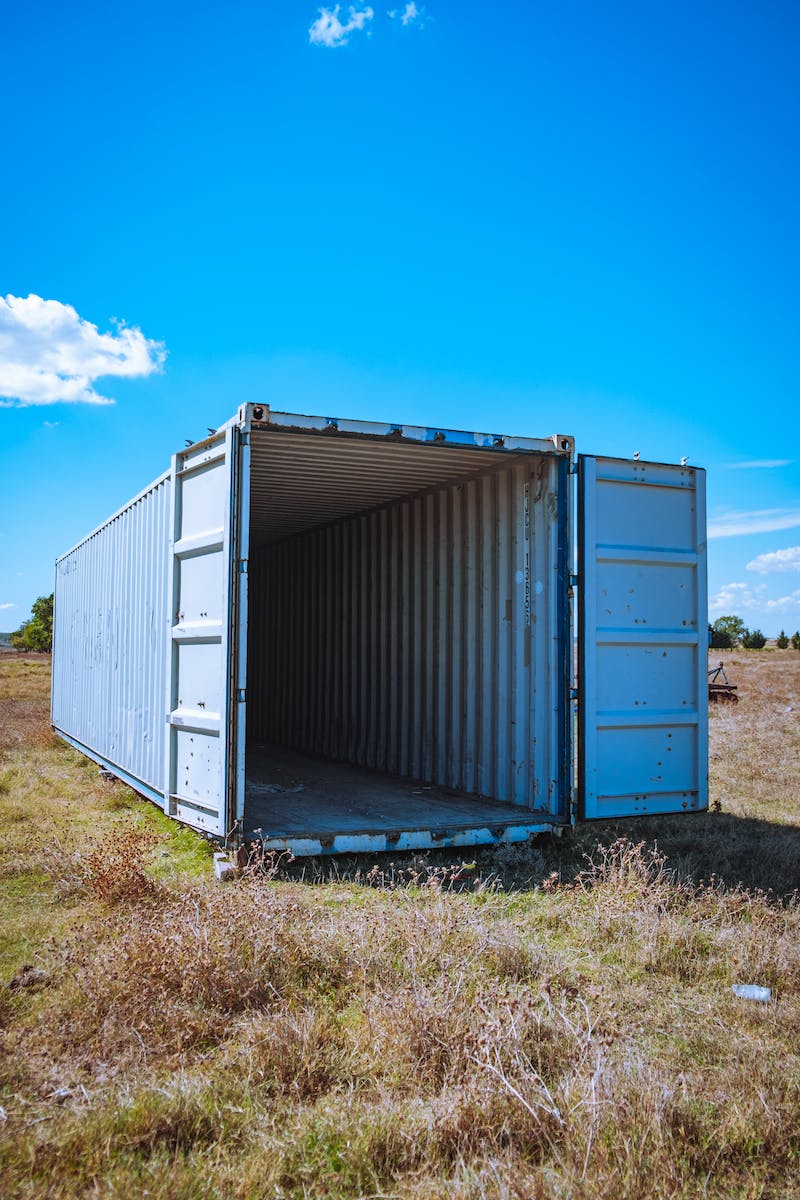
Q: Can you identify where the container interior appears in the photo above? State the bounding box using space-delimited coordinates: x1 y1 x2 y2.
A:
243 427 569 842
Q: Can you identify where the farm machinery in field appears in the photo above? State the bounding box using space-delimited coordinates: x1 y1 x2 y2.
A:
708 661 739 704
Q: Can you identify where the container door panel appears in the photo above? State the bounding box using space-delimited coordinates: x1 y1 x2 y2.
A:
578 456 707 819
164 429 239 835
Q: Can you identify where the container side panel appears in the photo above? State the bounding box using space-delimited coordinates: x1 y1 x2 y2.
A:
578 456 708 818
247 457 567 817
52 476 171 796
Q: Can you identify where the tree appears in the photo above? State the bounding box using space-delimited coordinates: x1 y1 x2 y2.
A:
710 615 746 649
792 631 800 651
740 627 767 650
10 594 54 652
777 630 790 649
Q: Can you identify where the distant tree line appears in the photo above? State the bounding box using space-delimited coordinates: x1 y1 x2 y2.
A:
10 594 53 652
709 615 800 651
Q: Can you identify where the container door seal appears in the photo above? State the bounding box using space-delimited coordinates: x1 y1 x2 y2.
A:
577 456 708 819
164 428 242 836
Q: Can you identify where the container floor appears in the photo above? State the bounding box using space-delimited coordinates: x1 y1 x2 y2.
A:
244 746 548 840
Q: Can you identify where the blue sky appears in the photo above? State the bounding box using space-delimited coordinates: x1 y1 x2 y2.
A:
1 0 798 634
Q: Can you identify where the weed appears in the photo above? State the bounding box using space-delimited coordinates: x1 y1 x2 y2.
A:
84 822 163 902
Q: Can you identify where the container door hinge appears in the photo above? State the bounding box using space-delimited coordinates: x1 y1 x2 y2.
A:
570 687 578 702
570 573 579 589
568 461 579 475
238 559 248 573
237 689 246 703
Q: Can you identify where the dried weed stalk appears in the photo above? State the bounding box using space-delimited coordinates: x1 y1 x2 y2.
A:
84 823 162 902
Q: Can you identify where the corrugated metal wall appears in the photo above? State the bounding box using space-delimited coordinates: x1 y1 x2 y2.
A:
248 456 565 812
52 474 172 798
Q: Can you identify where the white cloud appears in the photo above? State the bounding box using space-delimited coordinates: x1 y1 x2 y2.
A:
309 5 374 46
388 3 425 25
707 508 800 539
709 581 800 617
726 459 793 470
0 294 165 407
0 602 16 611
746 546 800 575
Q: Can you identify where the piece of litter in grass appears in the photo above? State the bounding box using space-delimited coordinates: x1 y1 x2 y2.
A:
732 984 771 1002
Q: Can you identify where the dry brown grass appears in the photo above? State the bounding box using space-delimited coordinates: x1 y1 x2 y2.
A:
0 653 58 752
708 649 800 824
1 651 800 1199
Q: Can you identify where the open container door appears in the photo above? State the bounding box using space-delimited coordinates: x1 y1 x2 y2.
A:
164 426 247 835
577 456 708 819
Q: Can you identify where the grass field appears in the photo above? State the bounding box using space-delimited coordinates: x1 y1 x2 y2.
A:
1 651 799 1198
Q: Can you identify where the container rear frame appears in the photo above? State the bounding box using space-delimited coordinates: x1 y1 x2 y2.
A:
240 417 575 853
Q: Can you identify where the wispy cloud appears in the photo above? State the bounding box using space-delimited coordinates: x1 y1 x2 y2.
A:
0 294 165 407
309 5 374 46
0 602 16 611
726 459 793 470
709 581 800 616
747 546 800 574
312 4 427 43
707 508 800 539
388 2 426 25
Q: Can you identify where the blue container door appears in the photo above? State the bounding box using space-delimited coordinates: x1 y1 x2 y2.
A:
577 455 708 819
163 427 244 836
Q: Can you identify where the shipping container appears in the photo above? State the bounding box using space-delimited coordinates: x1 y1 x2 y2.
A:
52 405 708 855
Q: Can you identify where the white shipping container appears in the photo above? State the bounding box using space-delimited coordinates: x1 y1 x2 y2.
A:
52 405 707 854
